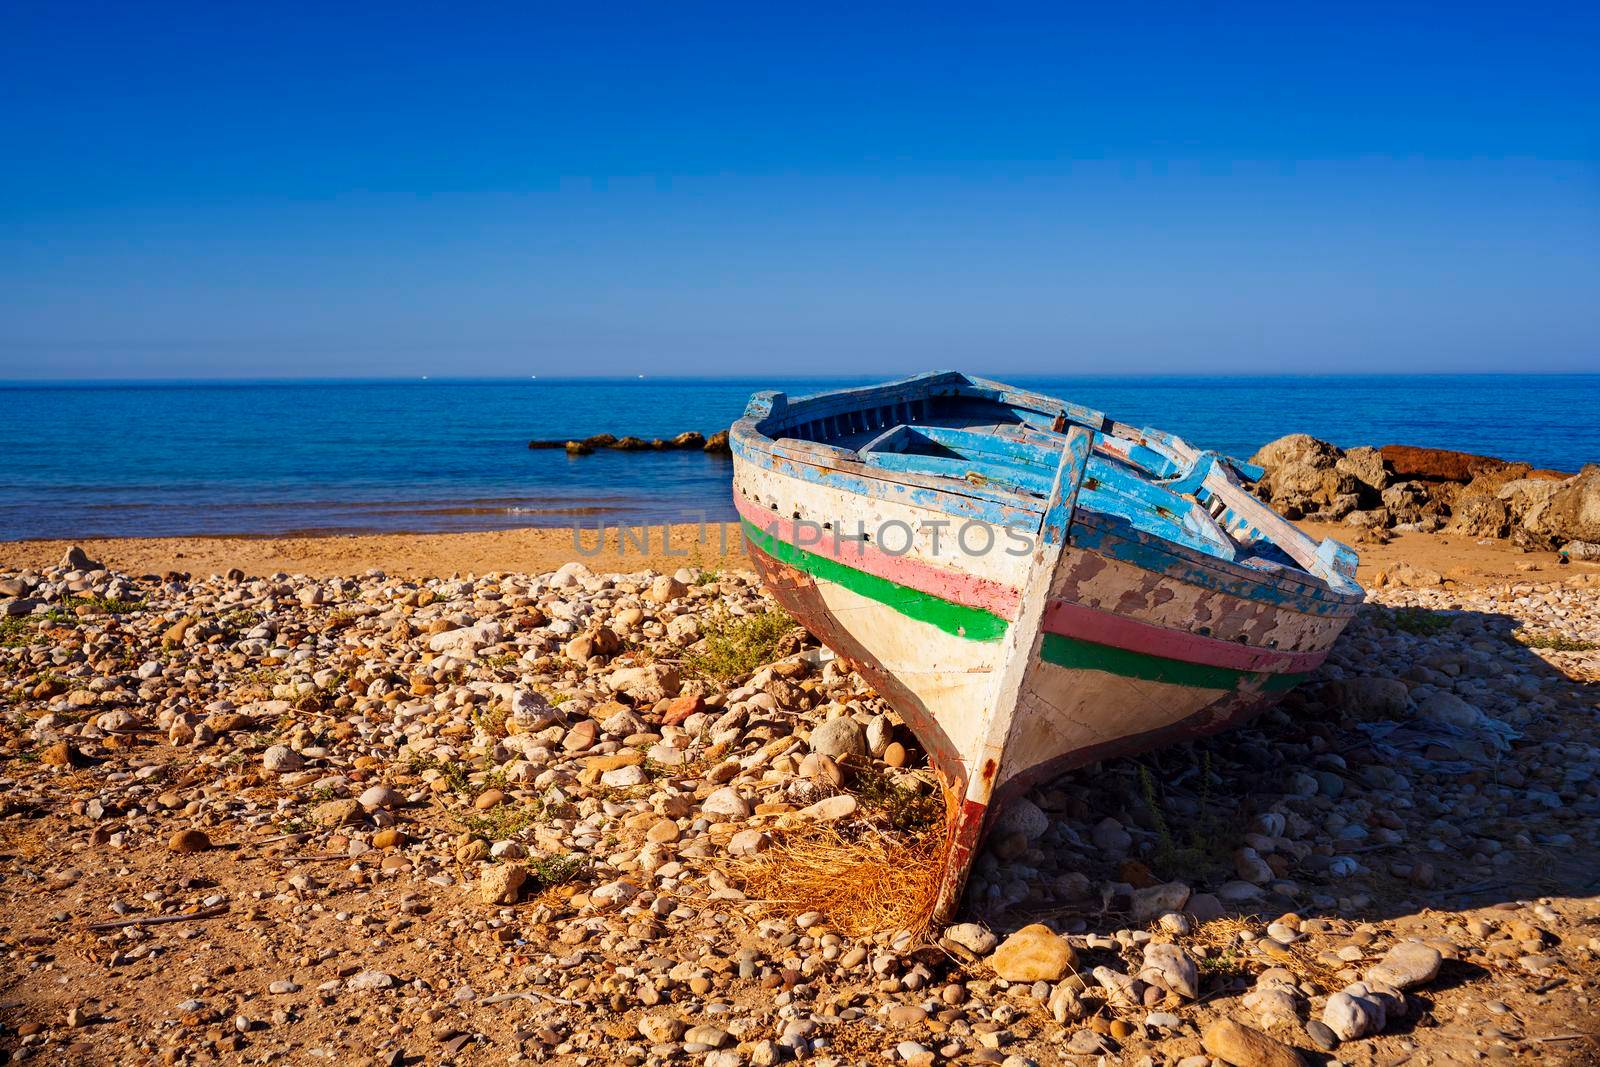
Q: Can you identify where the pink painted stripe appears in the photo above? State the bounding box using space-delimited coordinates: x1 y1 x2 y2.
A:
1042 600 1329 674
734 495 1022 619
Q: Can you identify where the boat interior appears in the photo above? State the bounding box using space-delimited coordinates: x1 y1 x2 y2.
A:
758 376 1320 580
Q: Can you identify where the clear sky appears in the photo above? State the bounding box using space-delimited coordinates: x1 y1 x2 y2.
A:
2 1 1596 379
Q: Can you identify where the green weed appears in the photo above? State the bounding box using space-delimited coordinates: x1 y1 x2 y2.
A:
1138 756 1234 881
682 607 797 682
1516 630 1599 652
852 767 943 835
1383 607 1452 636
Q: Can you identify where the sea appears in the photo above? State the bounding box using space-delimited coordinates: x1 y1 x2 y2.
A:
3 375 1597 541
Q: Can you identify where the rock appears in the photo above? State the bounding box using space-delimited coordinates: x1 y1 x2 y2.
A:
799 752 843 787
1139 942 1199 999
702 787 751 818
637 1013 686 1043
1244 983 1301 1029
262 745 303 774
1251 434 1341 472
60 545 101 571
168 828 212 853
988 924 1076 982
479 864 527 905
1305 1020 1338 1050
1091 817 1132 853
1539 465 1600 542
795 794 857 822
1048 980 1086 1023
39 740 81 767
312 799 363 827
727 829 769 856
1200 1019 1304 1067
358 785 402 811
1234 847 1274 884
808 716 867 760
549 561 593 588
647 575 686 604
1130 881 1191 922
684 1024 730 1048
1363 942 1442 990
663 693 705 726
993 797 1049 840
600 765 646 788
704 429 731 454
1322 991 1383 1040
1449 494 1511 537
371 828 406 849
346 970 396 992
428 620 504 656
944 923 999 956
1320 676 1409 722
1336 446 1389 494
1379 444 1513 483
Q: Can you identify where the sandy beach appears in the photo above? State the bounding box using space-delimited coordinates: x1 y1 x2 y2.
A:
0 522 746 581
2 517 1594 587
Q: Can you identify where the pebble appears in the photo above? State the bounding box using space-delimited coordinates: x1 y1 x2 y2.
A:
167 828 212 853
988 924 1076 982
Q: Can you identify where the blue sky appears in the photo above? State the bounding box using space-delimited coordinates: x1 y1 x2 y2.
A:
2 2 1596 379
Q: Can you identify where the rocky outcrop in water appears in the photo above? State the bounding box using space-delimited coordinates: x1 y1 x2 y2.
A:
529 430 732 455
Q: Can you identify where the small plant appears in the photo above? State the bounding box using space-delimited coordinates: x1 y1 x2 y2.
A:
1138 755 1234 881
852 767 944 835
1383 607 1452 636
0 617 40 648
1516 630 1599 652
693 567 721 586
407 754 472 794
60 594 147 616
527 853 587 892
462 803 539 841
682 607 798 682
472 702 512 739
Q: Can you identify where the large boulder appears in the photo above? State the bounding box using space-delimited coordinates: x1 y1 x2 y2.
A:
1532 465 1600 544
1499 478 1564 529
1335 445 1389 497
1250 434 1341 471
1448 494 1511 538
1378 444 1513 483
1248 435 1363 518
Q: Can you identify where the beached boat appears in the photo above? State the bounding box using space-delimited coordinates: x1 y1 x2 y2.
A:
729 372 1364 922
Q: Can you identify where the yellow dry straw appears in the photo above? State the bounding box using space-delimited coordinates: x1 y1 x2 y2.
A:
729 824 943 938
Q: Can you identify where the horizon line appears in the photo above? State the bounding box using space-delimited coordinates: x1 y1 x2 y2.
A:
4 370 1599 387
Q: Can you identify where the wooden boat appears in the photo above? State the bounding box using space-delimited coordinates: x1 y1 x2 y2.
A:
729 372 1363 922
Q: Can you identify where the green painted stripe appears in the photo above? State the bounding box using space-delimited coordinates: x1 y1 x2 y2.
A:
1039 633 1306 693
744 519 1307 695
741 519 1009 641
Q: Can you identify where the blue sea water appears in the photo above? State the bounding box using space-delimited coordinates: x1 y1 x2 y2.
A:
3 375 1597 540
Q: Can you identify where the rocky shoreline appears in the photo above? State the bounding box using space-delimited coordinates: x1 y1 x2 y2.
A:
1246 438 1599 561
2 537 1597 1066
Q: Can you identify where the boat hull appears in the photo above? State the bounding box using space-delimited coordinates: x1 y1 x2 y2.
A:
738 485 1357 920
728 373 1363 922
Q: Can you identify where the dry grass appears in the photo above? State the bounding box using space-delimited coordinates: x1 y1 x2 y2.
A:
728 824 944 938
1187 916 1342 990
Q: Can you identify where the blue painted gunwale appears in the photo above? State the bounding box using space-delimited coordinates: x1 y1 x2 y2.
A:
730 373 1363 614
